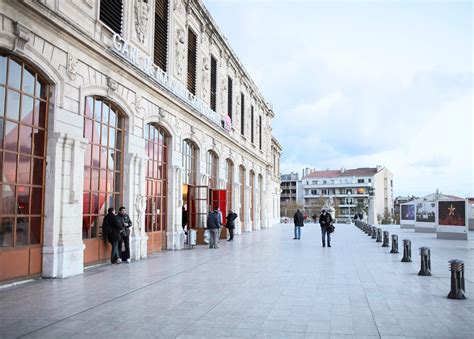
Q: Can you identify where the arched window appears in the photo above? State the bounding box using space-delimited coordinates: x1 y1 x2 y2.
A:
0 54 48 251
182 139 197 186
206 150 218 188
250 170 255 225
225 159 234 212
145 123 168 233
82 97 124 240
239 165 245 230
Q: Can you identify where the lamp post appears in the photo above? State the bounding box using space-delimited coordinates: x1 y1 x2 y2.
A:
348 192 352 224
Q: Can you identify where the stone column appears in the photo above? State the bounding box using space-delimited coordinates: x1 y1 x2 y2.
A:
168 165 184 249
234 182 242 235
125 153 148 260
42 134 88 278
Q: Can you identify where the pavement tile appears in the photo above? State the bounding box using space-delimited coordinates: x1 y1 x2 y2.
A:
0 223 473 339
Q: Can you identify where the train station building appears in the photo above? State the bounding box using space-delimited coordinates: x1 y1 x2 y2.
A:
0 0 282 283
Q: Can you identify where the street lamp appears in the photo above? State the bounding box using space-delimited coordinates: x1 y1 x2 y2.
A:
348 192 352 224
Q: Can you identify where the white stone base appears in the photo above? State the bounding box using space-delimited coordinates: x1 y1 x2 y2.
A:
400 224 415 229
167 231 185 250
436 232 468 240
131 234 148 260
415 227 436 233
42 242 85 278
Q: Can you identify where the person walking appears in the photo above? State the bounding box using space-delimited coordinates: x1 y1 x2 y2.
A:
102 207 123 264
117 206 132 263
293 209 304 240
225 210 238 241
207 208 220 249
216 207 223 243
319 209 333 247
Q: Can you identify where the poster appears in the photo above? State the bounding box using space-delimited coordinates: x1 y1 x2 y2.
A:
416 202 436 223
438 201 466 226
401 204 415 221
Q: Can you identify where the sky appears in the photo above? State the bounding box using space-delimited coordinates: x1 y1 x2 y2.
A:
203 0 473 198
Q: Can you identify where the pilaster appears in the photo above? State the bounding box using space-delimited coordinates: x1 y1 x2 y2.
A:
42 134 88 278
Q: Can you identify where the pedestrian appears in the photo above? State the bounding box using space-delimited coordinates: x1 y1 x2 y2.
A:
182 205 188 234
102 207 123 264
207 208 220 249
225 210 238 241
216 206 223 242
293 209 304 240
319 209 334 247
117 206 132 263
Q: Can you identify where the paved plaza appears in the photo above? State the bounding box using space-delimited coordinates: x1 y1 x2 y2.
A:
1 223 473 339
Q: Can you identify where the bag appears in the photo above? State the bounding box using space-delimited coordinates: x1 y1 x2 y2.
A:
203 229 210 244
327 223 335 233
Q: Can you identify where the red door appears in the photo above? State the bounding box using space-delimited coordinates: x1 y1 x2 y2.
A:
211 190 227 239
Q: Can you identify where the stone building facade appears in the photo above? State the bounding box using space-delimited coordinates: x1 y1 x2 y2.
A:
0 0 281 282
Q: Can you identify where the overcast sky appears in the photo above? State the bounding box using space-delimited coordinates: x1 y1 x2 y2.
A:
203 0 473 198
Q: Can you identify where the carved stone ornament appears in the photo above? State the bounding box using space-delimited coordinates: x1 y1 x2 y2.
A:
220 78 227 112
190 125 196 135
134 194 146 232
175 28 186 76
107 76 117 96
12 21 30 51
66 53 78 80
134 0 149 43
173 0 185 14
202 56 210 100
135 95 145 116
174 117 181 132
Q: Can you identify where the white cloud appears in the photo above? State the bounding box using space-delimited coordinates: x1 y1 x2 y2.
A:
204 0 473 197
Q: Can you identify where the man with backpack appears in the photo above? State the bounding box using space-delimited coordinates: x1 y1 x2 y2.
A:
102 207 123 264
207 208 220 249
319 209 334 247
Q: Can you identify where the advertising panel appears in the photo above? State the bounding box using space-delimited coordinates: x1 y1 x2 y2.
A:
416 202 436 223
438 201 466 226
401 204 415 221
400 203 415 228
436 200 468 240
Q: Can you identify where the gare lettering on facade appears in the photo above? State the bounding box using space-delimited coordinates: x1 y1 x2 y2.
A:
111 33 224 129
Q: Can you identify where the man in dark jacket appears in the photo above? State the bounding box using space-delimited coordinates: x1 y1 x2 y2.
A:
117 206 132 263
225 210 238 241
319 209 333 247
102 207 122 264
293 209 304 239
207 209 220 249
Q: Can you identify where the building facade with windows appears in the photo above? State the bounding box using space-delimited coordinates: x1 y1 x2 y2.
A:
0 0 281 283
302 167 394 220
280 172 303 205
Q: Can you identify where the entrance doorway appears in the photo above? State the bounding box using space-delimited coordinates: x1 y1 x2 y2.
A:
82 96 124 265
0 54 48 282
145 123 168 254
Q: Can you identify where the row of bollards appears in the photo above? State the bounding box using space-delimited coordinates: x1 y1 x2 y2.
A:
353 220 466 300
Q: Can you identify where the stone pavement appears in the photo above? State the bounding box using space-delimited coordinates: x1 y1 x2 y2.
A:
1 223 473 339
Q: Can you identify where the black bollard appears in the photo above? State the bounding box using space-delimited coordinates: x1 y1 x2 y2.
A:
447 259 467 300
401 239 412 262
390 234 399 253
418 247 431 276
367 225 373 237
376 228 382 242
371 226 377 239
382 231 389 247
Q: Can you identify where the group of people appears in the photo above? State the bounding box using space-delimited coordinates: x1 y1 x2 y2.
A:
293 209 334 247
206 208 238 249
102 207 133 264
